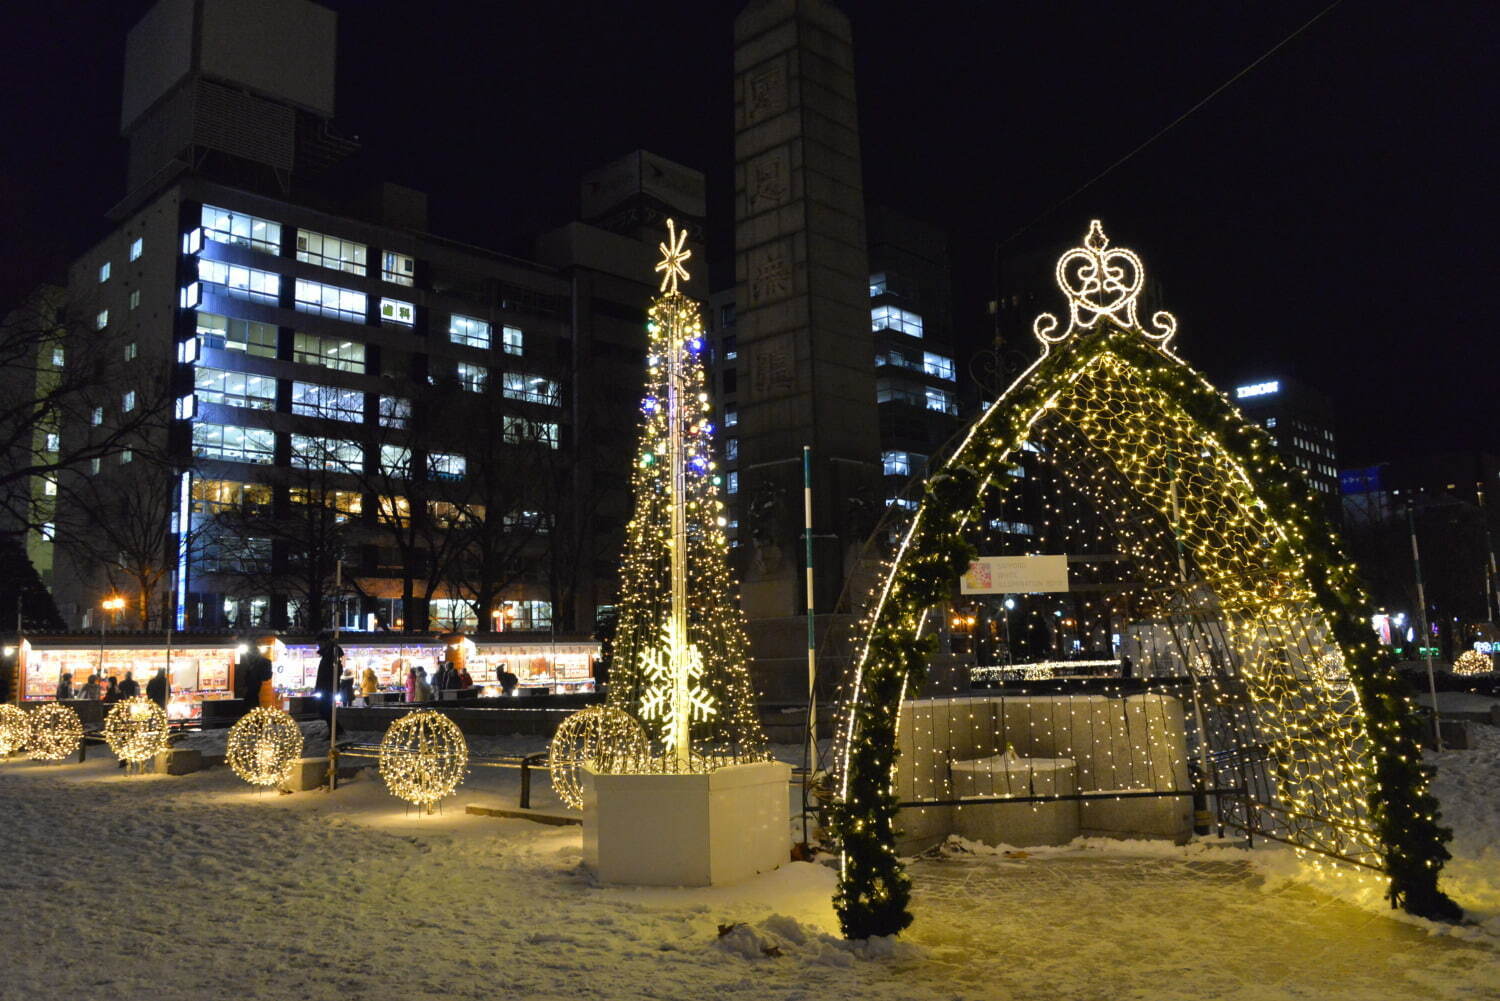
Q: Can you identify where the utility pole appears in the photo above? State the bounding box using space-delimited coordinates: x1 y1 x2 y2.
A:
1408 497 1443 751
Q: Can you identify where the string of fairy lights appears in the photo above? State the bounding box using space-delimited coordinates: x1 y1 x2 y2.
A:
831 221 1459 940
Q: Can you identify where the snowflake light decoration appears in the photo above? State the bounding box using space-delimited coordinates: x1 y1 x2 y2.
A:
637 624 717 756
654 217 692 294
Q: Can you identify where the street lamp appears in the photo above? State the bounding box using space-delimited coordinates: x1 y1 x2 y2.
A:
1002 597 1016 665
98 595 126 674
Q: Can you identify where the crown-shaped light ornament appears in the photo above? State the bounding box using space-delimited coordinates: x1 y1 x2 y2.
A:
1033 220 1177 349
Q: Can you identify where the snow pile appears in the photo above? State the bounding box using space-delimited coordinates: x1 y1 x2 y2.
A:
1428 724 1500 934
714 912 922 966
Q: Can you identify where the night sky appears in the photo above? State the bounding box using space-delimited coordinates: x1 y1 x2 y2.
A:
1 1 1493 465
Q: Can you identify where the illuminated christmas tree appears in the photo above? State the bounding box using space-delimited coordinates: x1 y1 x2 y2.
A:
606 219 767 769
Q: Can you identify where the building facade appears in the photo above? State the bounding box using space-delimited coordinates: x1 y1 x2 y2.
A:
50 0 696 639
1230 376 1341 505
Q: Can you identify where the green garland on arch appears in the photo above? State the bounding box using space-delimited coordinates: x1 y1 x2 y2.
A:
832 322 1459 940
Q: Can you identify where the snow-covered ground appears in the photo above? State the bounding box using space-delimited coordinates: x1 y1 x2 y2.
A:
1 723 1498 1001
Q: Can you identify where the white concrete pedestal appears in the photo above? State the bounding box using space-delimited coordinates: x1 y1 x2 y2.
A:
583 760 791 886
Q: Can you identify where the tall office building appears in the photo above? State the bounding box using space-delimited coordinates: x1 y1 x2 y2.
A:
51 0 698 637
731 0 882 699
1230 376 1341 504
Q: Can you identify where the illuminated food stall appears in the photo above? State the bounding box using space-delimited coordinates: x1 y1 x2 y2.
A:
19 639 238 721
19 635 598 715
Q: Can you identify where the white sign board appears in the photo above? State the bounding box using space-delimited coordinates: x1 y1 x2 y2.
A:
960 555 1070 595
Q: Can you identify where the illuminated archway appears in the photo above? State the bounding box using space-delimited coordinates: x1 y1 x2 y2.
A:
832 222 1458 939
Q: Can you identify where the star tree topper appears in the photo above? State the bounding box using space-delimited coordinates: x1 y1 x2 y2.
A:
655 217 692 294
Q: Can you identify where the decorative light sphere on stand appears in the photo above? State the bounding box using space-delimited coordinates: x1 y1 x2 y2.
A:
103 696 169 764
28 704 84 760
227 707 304 787
0 704 31 756
378 709 468 810
1452 650 1492 677
548 705 650 809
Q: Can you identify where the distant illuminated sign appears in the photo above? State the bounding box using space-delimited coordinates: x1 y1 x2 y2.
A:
1235 380 1280 399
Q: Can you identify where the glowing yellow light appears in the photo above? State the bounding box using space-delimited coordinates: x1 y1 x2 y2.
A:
27 703 84 760
226 707 304 787
548 705 650 810
103 697 169 764
1452 649 1491 677
0 704 31 756
378 709 468 810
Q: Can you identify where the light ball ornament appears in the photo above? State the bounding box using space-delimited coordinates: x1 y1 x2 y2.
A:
227 707 304 787
0 704 30 756
103 696 169 764
1452 650 1492 677
27 704 84 760
548 705 650 809
379 709 468 810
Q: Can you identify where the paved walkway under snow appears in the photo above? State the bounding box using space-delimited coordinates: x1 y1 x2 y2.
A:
1 750 1497 1001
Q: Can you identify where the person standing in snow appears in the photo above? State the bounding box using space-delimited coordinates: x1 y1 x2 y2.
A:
119 670 140 699
146 668 169 710
314 634 343 735
412 665 434 702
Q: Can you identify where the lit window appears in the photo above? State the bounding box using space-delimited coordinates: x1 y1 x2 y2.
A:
502 326 524 356
380 445 412 477
1265 417 1277 429
428 452 466 480
192 423 275 464
199 259 280 304
382 251 415 286
99 262 111 283
296 229 367 276
119 449 133 465
502 416 558 448
376 495 411 526
883 450 911 477
90 407 103 426
450 314 491 348
723 335 737 361
724 406 737 427
129 237 143 261
200 204 281 254
292 332 365 373
725 438 738 462
129 290 141 311
192 480 272 515
503 509 550 533
502 372 559 405
290 434 361 472
379 298 415 325
96 310 109 330
456 362 487 392
197 312 278 358
122 390 136 413
45 433 59 452
51 347 64 368
43 477 57 496
290 488 363 523
922 352 956 381
291 382 365 423
295 279 366 322
888 497 917 511
872 304 922 338
89 458 100 474
727 471 739 494
379 396 410 429
869 273 886 297
924 387 958 415
194 367 277 411
40 523 55 541
175 394 196 420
